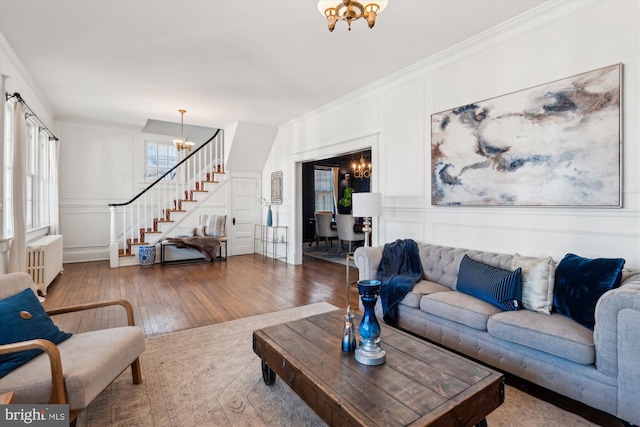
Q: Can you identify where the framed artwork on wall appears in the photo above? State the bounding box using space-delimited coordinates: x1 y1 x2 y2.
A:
431 63 622 207
271 171 283 205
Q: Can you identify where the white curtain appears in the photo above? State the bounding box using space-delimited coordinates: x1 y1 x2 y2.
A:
8 102 27 273
49 138 61 234
332 167 339 214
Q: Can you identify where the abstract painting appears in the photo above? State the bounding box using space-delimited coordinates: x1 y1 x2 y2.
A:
431 64 622 207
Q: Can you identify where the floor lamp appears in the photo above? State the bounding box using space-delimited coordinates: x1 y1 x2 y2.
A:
352 192 381 247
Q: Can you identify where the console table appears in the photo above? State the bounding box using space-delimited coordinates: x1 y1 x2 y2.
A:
254 225 287 263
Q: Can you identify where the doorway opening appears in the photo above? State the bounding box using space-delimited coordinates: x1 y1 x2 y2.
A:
302 149 371 264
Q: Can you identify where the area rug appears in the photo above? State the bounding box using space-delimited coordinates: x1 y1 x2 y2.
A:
304 244 356 267
77 302 597 427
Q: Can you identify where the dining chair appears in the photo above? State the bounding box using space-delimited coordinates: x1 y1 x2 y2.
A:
314 211 338 249
336 214 365 253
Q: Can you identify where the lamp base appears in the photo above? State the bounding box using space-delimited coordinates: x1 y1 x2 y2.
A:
355 339 386 365
363 217 371 247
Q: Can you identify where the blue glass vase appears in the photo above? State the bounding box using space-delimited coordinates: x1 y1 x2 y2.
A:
266 207 273 226
355 280 386 365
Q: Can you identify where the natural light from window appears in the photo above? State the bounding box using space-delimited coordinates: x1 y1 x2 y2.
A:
146 142 178 181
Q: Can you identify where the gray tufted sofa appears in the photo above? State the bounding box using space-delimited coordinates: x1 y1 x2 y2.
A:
353 242 640 425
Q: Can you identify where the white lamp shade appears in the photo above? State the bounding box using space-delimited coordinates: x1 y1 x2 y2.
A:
352 192 381 217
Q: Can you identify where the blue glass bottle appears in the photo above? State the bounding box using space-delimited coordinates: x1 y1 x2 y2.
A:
342 306 356 352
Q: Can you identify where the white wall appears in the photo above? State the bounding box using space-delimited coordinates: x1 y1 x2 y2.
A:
266 1 640 269
58 120 138 262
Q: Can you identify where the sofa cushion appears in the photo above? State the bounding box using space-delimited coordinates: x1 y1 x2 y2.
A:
512 254 555 315
0 326 145 411
420 291 503 331
0 289 72 378
399 280 451 308
554 253 625 330
488 310 595 365
457 255 522 311
417 244 514 290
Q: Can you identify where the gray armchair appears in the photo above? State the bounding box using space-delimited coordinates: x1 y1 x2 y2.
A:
314 211 338 249
336 214 364 253
0 272 144 422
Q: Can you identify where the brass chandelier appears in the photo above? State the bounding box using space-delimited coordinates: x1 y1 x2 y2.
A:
352 154 371 179
317 0 388 32
173 109 194 152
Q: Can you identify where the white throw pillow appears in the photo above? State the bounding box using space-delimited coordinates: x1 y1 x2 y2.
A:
205 215 227 237
511 253 556 315
194 226 205 237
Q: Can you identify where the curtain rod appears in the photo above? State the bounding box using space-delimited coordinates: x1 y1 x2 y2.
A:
5 92 59 141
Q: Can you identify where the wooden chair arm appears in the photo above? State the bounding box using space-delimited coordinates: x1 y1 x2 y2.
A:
0 339 67 404
46 298 136 326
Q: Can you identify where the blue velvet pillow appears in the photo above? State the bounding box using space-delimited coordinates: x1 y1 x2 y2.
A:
554 253 625 330
457 254 522 311
0 288 72 378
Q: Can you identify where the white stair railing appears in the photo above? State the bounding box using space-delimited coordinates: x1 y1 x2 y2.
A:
108 130 224 267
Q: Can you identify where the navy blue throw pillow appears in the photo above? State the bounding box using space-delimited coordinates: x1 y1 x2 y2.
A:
0 288 72 378
554 253 625 330
457 255 522 311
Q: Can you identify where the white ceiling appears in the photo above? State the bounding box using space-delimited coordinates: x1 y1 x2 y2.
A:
0 0 546 130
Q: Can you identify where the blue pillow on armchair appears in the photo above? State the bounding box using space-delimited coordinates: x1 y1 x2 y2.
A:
553 253 625 330
457 254 522 311
0 288 72 378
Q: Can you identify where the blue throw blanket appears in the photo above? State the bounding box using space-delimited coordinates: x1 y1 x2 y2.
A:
377 239 423 326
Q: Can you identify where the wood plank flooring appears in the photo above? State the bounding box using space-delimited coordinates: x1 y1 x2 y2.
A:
42 254 359 337
39 253 624 426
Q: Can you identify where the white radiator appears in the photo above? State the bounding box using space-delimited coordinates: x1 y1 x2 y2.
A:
27 234 63 296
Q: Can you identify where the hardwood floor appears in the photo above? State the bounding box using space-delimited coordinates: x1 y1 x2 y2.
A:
42 254 359 338
40 253 624 426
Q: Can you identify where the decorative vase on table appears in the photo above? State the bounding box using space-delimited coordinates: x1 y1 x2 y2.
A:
355 279 386 365
266 207 273 227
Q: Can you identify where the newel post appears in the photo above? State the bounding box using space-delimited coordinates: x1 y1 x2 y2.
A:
109 206 119 268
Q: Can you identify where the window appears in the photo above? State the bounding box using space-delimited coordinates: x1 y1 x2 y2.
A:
37 129 50 227
2 102 53 237
146 142 178 181
25 120 36 229
314 168 335 212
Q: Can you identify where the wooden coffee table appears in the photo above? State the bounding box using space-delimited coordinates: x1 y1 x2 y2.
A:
253 309 504 427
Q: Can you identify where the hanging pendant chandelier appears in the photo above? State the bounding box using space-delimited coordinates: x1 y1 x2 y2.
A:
352 154 371 179
173 109 194 152
317 0 388 32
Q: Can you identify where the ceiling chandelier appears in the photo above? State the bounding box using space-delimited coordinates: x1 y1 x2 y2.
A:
317 0 388 32
352 154 371 179
173 109 194 152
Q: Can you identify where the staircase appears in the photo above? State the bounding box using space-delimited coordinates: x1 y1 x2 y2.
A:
108 130 225 267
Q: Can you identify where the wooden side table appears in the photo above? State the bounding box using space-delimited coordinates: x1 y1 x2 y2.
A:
0 391 14 404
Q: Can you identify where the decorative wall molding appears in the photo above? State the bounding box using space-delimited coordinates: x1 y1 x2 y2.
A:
290 94 380 153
